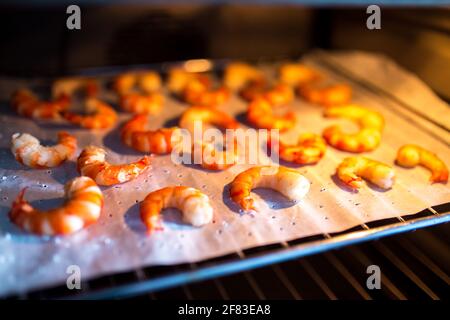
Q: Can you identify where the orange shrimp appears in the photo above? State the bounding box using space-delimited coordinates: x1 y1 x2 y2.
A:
322 104 384 153
77 146 151 186
246 98 296 131
63 98 118 129
52 77 99 99
167 67 211 94
114 71 164 114
299 83 352 107
268 133 326 165
114 71 162 95
223 62 265 90
140 186 213 233
179 106 239 134
230 166 310 211
182 78 230 108
336 156 395 190
191 139 238 171
11 89 70 119
9 176 103 236
121 114 179 154
396 145 448 183
11 132 77 169
240 81 294 106
279 63 321 86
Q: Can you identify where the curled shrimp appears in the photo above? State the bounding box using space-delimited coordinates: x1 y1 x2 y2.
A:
121 114 180 154
52 77 99 99
183 78 230 108
77 146 151 186
247 98 296 131
268 133 326 165
167 67 211 94
114 71 164 114
140 186 213 233
336 156 395 190
11 89 70 119
179 106 239 134
224 62 265 90
9 176 103 236
63 98 118 129
230 166 310 211
279 63 321 86
299 83 352 107
191 139 238 171
240 81 294 106
11 132 77 168
323 104 384 153
114 71 162 95
396 145 448 183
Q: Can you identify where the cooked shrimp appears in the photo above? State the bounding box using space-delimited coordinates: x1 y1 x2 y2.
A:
183 78 230 107
140 186 213 233
268 133 326 165
119 92 164 114
192 139 238 171
396 145 448 183
121 114 179 154
179 106 239 134
167 67 210 94
114 71 162 95
247 98 296 131
11 132 77 168
52 77 98 99
77 146 151 186
299 83 352 107
279 63 321 86
230 166 310 211
240 81 294 106
336 156 395 190
11 89 70 119
63 98 118 129
9 176 103 236
322 104 384 153
223 62 265 90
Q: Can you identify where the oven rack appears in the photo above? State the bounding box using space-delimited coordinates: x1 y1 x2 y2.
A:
15 202 447 299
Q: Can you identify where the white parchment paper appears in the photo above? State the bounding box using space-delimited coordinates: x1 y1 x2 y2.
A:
0 51 448 297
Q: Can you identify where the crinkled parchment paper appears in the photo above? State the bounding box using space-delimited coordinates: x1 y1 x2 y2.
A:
0 51 449 296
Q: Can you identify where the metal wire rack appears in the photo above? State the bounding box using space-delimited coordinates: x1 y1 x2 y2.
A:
6 55 450 300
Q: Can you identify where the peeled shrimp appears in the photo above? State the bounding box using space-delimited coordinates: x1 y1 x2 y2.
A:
299 83 352 107
119 92 164 114
77 146 151 186
52 77 98 99
223 62 265 90
268 133 326 165
336 156 395 190
323 104 384 153
9 176 103 236
179 106 239 134
191 139 238 171
63 98 118 129
11 89 70 119
168 67 210 94
247 98 296 131
183 78 230 108
279 63 321 86
396 145 448 183
240 81 294 106
140 186 213 233
11 132 77 168
114 71 162 95
230 166 310 211
121 114 180 154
